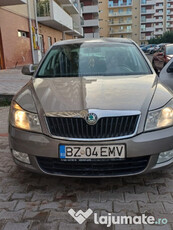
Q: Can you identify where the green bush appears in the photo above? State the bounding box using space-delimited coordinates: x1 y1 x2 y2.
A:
148 31 173 44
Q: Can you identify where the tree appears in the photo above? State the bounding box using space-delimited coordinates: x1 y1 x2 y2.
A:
148 31 173 44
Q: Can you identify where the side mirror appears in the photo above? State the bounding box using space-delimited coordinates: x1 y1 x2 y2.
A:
22 64 38 75
167 62 173 73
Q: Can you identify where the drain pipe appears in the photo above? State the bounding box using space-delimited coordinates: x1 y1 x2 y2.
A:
27 0 35 64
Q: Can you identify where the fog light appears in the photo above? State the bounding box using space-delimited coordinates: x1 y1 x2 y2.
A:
157 150 173 164
12 150 30 164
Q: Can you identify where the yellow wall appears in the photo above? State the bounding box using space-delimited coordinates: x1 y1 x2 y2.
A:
99 1 109 37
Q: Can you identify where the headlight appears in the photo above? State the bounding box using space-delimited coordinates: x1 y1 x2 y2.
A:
145 99 173 131
10 101 42 132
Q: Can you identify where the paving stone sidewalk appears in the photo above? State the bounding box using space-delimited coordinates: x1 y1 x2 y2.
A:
0 108 173 230
0 69 31 96
0 57 172 230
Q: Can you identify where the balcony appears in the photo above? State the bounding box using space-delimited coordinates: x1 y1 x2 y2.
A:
109 29 132 34
141 9 155 14
141 35 152 40
154 24 163 29
167 11 173 15
155 0 163 2
141 18 155 23
167 4 173 9
109 20 132 26
0 0 26 6
166 24 172 28
146 35 152 40
82 5 98 14
154 11 164 16
37 0 73 31
154 17 163 22
108 11 132 17
108 2 132 8
155 5 164 10
154 30 163 35
70 14 83 37
141 27 154 32
83 19 99 27
61 0 79 15
141 0 155 6
167 17 173 21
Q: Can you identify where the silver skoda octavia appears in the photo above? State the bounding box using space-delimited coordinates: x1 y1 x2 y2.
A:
8 38 173 177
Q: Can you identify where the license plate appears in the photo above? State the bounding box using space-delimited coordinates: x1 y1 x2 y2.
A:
59 144 125 159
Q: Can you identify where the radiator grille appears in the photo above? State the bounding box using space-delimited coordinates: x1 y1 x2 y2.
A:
46 115 139 139
37 156 149 176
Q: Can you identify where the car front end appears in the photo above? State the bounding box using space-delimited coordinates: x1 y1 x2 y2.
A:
8 38 173 177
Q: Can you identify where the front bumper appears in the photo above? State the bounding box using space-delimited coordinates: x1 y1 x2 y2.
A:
9 125 173 177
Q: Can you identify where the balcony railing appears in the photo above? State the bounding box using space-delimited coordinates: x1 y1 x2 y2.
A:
141 27 154 32
37 0 73 31
109 11 132 17
154 30 163 35
83 19 99 27
109 29 132 34
141 18 155 23
83 5 99 14
61 0 79 15
108 2 132 8
37 0 50 17
141 0 155 5
109 20 132 25
141 9 155 14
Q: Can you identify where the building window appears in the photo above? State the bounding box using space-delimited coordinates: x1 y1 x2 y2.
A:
48 36 52 48
158 10 163 13
141 16 146 22
39 34 44 53
141 24 146 31
118 9 123 14
119 18 124 23
141 7 146 13
126 8 131 14
141 0 146 4
18 30 29 38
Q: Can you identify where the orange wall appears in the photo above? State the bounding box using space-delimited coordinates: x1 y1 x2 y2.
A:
38 24 73 52
0 8 32 69
38 23 62 52
0 8 74 68
66 34 73 40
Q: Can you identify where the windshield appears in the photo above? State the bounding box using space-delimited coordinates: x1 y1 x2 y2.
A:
36 42 152 78
166 45 173 55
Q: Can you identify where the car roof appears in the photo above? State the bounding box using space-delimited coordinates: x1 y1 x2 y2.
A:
166 43 173 47
53 38 134 47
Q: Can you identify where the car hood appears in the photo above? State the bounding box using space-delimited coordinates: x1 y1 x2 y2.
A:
32 75 157 113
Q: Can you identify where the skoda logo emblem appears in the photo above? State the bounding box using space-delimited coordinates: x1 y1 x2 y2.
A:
86 113 98 125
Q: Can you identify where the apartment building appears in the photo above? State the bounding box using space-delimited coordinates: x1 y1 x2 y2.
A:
141 0 173 43
99 0 173 45
80 0 100 38
0 0 83 69
99 0 140 43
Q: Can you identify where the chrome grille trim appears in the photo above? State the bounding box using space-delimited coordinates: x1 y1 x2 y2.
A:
45 110 141 141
